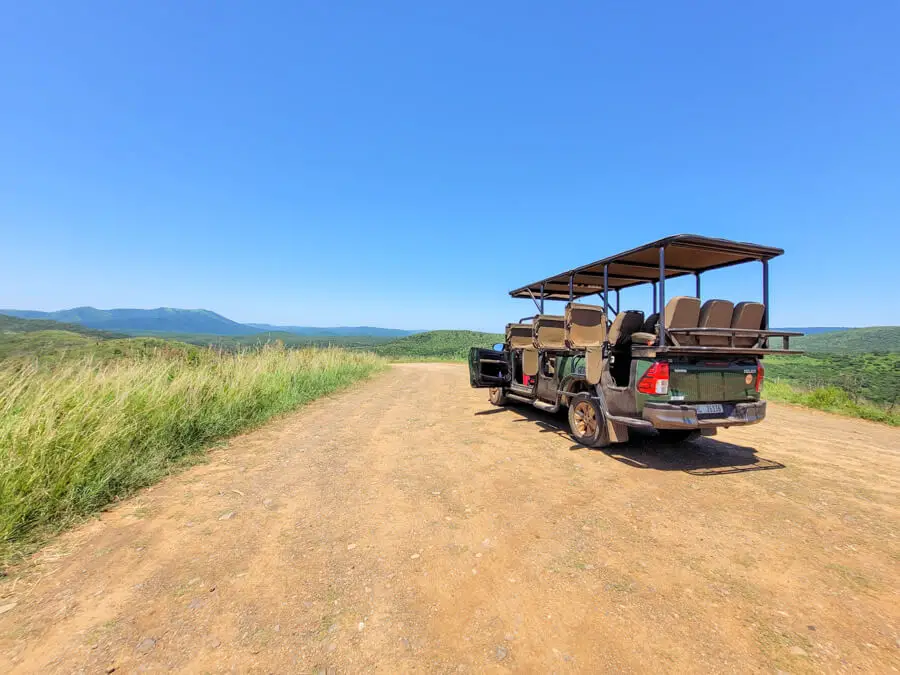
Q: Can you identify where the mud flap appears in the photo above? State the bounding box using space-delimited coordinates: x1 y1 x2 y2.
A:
606 419 629 443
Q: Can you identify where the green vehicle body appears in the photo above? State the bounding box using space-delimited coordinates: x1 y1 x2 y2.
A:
555 354 760 413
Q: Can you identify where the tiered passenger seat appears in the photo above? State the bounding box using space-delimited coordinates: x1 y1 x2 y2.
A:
533 315 566 349
731 301 765 347
631 296 700 345
697 299 734 346
505 322 534 349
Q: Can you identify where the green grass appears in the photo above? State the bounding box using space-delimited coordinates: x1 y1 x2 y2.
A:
0 344 385 563
791 326 900 354
763 379 898 426
373 329 504 361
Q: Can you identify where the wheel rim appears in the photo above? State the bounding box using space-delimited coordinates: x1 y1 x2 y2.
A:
573 401 598 437
489 387 500 399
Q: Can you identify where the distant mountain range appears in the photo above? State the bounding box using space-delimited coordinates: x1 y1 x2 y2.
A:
0 307 422 338
246 324 419 337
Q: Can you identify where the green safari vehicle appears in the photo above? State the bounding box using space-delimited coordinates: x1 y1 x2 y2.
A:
468 235 802 447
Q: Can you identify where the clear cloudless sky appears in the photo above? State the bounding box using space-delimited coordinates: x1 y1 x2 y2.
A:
2 1 898 331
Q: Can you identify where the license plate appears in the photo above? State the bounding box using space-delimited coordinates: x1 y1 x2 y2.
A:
695 403 724 415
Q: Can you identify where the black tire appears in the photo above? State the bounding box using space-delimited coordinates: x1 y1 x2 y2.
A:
567 393 610 448
488 387 508 406
657 429 700 444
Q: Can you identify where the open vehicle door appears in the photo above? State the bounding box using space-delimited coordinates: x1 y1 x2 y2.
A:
468 347 511 388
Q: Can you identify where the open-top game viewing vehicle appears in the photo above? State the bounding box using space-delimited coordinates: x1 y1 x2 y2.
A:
468 235 803 447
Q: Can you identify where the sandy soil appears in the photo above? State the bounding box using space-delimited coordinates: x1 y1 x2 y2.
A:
1 363 898 673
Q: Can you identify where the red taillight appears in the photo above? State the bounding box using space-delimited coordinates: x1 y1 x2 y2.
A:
756 361 764 393
638 361 669 395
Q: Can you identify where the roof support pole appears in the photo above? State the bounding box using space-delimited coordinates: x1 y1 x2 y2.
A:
568 275 574 302
762 260 769 330
539 283 545 314
615 289 620 314
658 247 666 347
603 265 609 319
652 281 657 314
695 272 701 299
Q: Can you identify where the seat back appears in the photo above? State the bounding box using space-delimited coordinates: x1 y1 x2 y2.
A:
731 301 765 347
533 315 566 349
565 303 606 348
506 323 534 349
641 312 659 334
697 299 734 346
664 296 701 345
607 310 645 346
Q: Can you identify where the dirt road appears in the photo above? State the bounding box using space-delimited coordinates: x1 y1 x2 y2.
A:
1 363 898 673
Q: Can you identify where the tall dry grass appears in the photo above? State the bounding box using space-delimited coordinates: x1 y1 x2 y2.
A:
0 345 385 562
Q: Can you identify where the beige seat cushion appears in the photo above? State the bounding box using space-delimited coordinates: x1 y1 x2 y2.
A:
731 301 765 347
522 347 539 376
697 299 735 346
630 331 657 346
533 315 566 349
607 310 645 346
565 303 606 348
506 323 534 349
664 296 701 345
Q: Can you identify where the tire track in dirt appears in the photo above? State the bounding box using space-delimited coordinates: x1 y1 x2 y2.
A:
1 363 897 673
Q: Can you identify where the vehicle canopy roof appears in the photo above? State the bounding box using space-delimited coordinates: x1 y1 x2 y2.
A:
509 234 783 300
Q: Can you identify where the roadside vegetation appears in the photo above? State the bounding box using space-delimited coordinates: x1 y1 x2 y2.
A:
373 330 504 361
763 380 898 426
0 344 385 563
153 331 396 351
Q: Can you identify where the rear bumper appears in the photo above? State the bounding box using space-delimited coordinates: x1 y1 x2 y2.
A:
642 400 766 430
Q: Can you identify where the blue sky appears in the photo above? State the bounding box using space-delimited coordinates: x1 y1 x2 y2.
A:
2 1 898 331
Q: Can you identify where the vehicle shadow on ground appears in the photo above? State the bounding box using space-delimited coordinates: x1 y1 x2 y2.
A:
482 404 785 476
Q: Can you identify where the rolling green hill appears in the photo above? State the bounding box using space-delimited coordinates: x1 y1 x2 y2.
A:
373 330 503 360
791 326 900 354
0 313 197 362
0 313 126 339
766 353 899 407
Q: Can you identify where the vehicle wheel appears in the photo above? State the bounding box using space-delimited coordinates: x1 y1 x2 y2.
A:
488 387 508 406
657 429 700 444
568 393 610 447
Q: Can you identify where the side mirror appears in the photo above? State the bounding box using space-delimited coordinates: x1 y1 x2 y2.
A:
492 343 505 352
